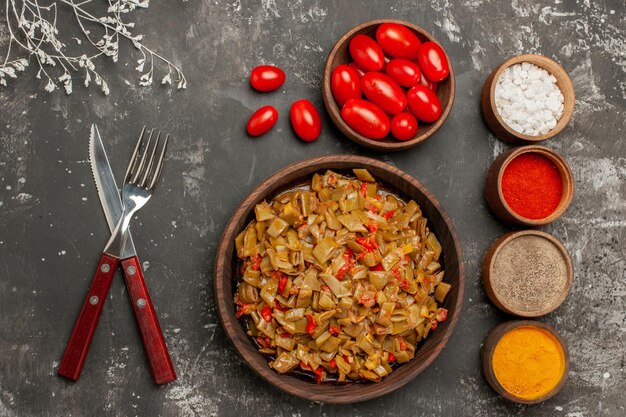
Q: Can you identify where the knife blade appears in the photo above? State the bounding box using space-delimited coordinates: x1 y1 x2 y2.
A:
89 124 137 257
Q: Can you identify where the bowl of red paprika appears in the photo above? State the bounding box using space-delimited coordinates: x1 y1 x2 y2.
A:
485 145 574 227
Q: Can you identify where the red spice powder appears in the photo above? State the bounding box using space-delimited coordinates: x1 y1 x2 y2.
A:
501 153 563 219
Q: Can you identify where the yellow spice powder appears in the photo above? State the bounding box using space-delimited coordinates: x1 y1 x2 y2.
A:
492 326 565 400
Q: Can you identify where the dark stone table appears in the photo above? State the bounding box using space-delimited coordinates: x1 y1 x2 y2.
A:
1 1 624 416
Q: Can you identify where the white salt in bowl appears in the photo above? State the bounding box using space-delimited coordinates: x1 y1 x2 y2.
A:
481 54 575 144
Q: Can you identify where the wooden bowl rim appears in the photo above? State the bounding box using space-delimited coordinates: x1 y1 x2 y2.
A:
214 155 465 403
494 145 574 226
482 320 570 404
482 230 574 317
486 53 575 142
322 19 456 151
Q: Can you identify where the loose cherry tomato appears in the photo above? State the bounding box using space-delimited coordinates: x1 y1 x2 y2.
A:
331 64 362 107
246 106 278 137
416 42 450 82
349 34 385 71
390 112 418 141
341 98 390 139
385 58 422 87
290 99 321 142
250 65 285 92
361 72 407 115
407 84 442 123
418 75 438 93
375 23 422 60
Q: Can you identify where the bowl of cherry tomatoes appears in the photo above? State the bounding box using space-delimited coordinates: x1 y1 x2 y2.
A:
322 19 455 151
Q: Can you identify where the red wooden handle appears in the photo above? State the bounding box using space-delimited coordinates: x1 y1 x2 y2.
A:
58 253 119 381
121 256 176 385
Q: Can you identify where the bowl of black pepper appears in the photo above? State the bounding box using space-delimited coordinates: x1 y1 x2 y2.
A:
482 230 573 317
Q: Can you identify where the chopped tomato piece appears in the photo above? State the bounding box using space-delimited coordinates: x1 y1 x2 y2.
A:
435 307 448 322
355 236 375 251
383 210 395 219
336 249 354 280
368 219 379 233
300 361 314 371
329 359 336 368
277 274 288 294
329 326 341 336
359 182 368 198
314 367 324 383
391 268 402 280
388 353 396 363
358 291 376 308
235 303 252 318
306 314 317 336
370 263 384 271
260 306 273 322
257 336 272 349
431 320 438 330
399 336 407 350
250 253 262 271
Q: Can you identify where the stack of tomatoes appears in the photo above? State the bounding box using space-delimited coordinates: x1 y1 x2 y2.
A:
331 23 450 141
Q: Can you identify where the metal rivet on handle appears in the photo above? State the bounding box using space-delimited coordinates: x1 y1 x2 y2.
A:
89 296 99 305
137 298 146 308
100 264 110 273
127 266 136 275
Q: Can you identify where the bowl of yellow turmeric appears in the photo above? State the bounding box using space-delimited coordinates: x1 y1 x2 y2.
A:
482 320 569 404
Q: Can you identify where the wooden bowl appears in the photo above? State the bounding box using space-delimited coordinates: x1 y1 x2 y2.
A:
485 145 574 227
481 54 575 144
482 320 569 404
214 155 465 403
322 19 455 151
482 230 573 317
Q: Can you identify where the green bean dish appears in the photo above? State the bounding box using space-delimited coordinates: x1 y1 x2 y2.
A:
234 169 451 383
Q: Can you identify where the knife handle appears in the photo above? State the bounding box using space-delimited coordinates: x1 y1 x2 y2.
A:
58 253 119 381
121 256 176 385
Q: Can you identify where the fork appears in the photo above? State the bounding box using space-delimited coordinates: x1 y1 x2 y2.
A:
58 129 176 384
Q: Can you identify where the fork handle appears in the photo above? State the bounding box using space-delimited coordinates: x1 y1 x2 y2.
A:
58 253 119 381
121 256 176 385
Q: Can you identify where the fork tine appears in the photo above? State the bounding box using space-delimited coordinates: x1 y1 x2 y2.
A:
148 134 169 190
140 131 161 188
131 130 153 184
124 126 146 183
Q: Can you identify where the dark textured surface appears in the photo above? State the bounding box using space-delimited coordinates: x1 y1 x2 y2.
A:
0 1 624 416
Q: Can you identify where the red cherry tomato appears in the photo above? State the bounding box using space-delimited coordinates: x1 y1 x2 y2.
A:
361 72 407 115
290 99 321 142
331 64 362 107
407 85 442 123
375 23 422 60
349 34 385 71
341 98 390 140
418 75 438 93
390 112 418 141
250 65 285 92
385 58 422 87
246 106 278 137
416 42 450 82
